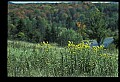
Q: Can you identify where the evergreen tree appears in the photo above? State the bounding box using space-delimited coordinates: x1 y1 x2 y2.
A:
10 13 19 26
15 18 26 40
35 16 48 42
44 26 51 42
66 17 72 29
51 26 58 43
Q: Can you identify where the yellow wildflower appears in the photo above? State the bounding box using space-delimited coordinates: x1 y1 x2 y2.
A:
68 41 71 44
43 41 46 44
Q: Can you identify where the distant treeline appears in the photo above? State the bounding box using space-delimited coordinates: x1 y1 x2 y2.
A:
8 3 118 46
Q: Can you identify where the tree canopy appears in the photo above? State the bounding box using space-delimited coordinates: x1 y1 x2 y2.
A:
8 2 119 46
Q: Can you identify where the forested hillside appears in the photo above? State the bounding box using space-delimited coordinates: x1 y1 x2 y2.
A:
8 2 119 46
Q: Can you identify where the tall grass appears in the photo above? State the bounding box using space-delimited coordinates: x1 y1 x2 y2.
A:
7 40 118 77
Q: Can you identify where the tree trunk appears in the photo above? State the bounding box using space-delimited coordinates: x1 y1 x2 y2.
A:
97 38 101 47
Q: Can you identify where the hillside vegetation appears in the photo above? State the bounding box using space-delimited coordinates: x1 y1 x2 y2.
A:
8 40 118 77
8 2 119 77
8 2 119 46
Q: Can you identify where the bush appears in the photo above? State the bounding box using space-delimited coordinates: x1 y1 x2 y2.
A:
57 28 82 46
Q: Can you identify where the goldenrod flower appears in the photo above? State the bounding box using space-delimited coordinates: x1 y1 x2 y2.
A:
43 41 46 44
68 43 71 47
68 41 71 44
100 45 104 48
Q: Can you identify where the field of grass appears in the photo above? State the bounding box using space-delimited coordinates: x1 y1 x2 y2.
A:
7 40 118 77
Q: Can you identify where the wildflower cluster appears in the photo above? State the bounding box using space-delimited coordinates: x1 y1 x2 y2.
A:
92 45 104 53
41 41 51 52
67 40 105 56
67 41 91 54
43 41 53 47
34 41 53 53
68 41 90 49
8 40 118 77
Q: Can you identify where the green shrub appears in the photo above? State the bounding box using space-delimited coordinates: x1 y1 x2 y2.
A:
57 28 82 46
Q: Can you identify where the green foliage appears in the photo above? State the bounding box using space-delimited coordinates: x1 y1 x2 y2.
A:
17 32 25 37
84 8 112 46
7 40 118 77
57 28 82 46
66 17 73 29
9 13 19 26
18 18 26 29
8 3 118 46
44 26 51 42
50 26 58 43
7 2 119 77
8 24 16 36
113 30 119 48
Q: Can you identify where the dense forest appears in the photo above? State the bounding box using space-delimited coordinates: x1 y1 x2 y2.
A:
8 2 119 46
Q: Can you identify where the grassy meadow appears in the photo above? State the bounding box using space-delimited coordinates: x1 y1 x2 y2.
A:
7 40 118 77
